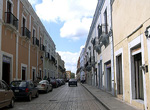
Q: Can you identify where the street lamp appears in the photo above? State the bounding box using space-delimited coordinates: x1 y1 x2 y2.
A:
145 26 150 38
40 56 43 62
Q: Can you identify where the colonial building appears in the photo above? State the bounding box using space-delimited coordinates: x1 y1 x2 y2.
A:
83 0 114 94
0 0 57 84
112 0 150 109
80 48 85 82
56 52 65 79
76 57 80 81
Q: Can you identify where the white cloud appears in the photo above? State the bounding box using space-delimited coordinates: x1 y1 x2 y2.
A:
57 45 84 73
60 18 93 40
34 0 97 40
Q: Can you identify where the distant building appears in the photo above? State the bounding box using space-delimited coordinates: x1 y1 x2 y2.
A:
66 71 71 80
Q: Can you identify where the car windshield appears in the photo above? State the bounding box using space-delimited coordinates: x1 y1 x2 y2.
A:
39 80 46 84
10 81 27 87
69 79 76 81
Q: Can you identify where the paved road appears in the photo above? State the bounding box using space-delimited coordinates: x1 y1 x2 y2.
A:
6 83 107 110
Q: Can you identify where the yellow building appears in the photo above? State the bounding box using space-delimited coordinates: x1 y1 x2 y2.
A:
112 0 150 109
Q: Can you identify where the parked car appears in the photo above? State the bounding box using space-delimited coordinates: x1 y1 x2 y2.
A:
56 79 62 87
0 80 15 109
37 80 53 93
60 79 65 85
50 78 58 88
68 79 77 86
10 80 39 101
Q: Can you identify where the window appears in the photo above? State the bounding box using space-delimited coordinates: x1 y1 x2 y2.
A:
33 29 35 37
7 1 12 12
104 9 108 34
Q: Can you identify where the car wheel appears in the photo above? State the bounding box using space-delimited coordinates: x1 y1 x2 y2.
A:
9 98 15 108
35 91 39 98
28 94 32 101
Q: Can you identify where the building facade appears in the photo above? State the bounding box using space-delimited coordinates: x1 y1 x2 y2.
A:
80 48 85 82
56 52 65 79
83 0 114 94
81 0 150 109
0 0 57 84
112 0 150 109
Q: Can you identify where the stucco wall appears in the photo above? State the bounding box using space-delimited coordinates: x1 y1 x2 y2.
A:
112 0 150 109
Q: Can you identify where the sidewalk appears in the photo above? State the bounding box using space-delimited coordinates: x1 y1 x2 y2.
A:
81 83 141 110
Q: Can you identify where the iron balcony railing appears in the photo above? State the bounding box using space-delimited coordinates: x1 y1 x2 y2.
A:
51 55 55 63
32 37 39 46
97 24 108 38
40 44 45 51
21 27 31 39
5 12 18 29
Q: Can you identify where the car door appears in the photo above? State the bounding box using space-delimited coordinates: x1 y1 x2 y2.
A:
1 81 12 106
30 82 36 96
0 81 5 108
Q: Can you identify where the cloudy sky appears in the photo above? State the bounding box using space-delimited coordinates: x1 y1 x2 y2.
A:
28 0 97 73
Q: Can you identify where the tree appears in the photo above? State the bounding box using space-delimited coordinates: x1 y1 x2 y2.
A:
70 72 75 78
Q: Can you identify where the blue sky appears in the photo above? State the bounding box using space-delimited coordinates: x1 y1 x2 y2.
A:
28 0 97 73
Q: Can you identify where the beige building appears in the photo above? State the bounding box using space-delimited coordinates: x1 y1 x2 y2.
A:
112 0 150 109
66 71 71 80
56 52 65 79
0 0 57 84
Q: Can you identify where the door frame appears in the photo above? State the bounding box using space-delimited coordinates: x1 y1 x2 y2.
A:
0 52 13 82
115 48 124 100
21 63 27 80
128 34 147 109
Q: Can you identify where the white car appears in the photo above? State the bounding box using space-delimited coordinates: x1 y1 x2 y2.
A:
37 80 53 93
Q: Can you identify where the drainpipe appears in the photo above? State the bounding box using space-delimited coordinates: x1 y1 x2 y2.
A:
110 0 115 96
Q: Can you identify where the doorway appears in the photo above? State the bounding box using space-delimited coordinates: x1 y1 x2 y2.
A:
2 62 10 84
106 61 111 92
133 53 144 100
32 69 36 81
22 67 26 80
116 55 123 97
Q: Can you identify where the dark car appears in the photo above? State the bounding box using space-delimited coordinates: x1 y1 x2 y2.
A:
0 80 15 109
68 79 77 86
10 80 39 101
56 79 62 87
48 78 58 88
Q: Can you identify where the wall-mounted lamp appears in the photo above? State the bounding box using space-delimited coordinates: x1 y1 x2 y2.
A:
145 26 150 38
40 56 43 61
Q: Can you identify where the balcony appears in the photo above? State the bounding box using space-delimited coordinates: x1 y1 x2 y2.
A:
51 55 55 63
5 12 18 30
91 56 97 67
45 52 50 59
40 44 45 51
21 27 31 39
98 24 108 38
86 65 92 72
32 37 39 47
98 24 110 47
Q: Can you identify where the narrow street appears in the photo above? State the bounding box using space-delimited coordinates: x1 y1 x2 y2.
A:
7 83 107 110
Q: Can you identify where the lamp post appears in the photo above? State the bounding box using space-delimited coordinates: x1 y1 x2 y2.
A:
145 26 150 38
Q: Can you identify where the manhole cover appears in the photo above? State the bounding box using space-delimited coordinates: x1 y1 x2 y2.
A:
49 100 57 102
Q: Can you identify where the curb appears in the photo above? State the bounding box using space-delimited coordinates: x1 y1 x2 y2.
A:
81 83 110 110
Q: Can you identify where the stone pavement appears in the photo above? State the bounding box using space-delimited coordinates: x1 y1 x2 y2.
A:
81 83 142 110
